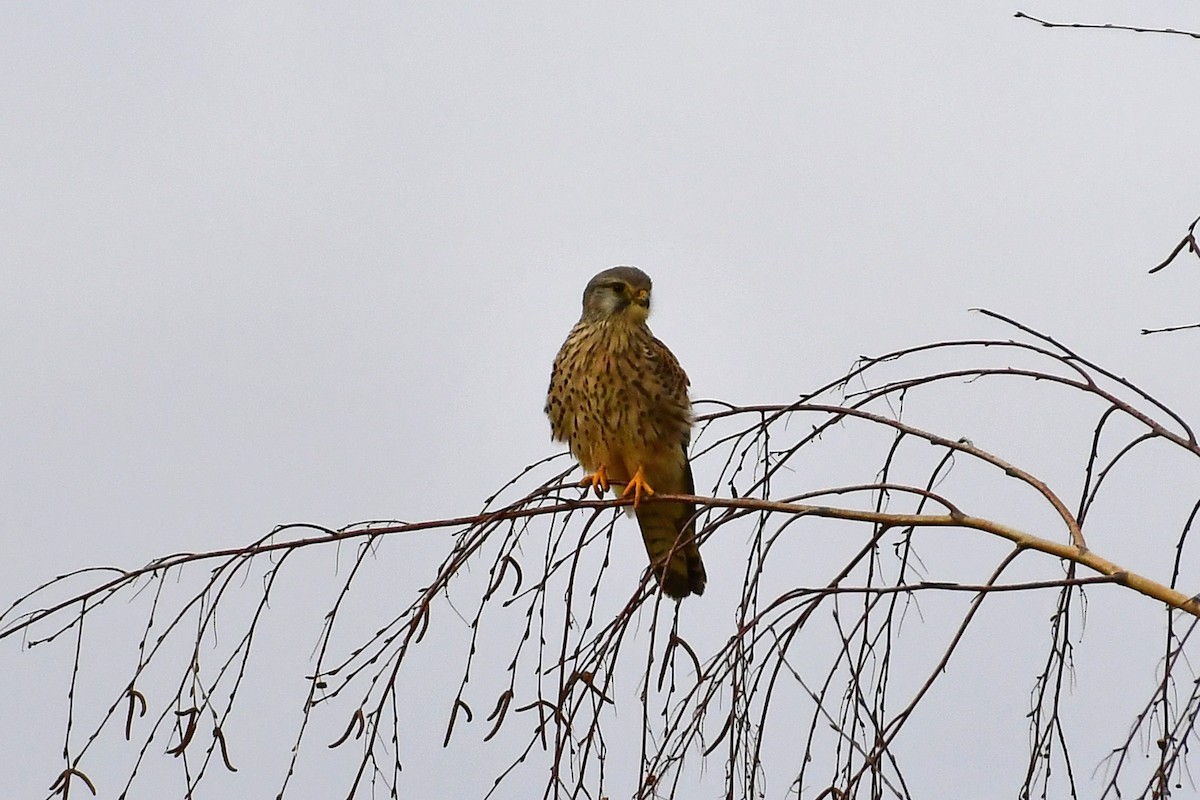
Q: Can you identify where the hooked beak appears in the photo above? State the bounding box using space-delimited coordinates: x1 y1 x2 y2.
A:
632 288 650 308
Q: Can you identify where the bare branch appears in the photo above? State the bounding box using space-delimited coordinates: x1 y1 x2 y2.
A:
9 314 1200 798
1015 11 1200 41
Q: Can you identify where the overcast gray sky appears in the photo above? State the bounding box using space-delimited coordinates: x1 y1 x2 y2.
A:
4 3 1200 798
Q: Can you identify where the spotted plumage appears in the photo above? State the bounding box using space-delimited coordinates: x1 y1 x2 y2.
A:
546 266 706 598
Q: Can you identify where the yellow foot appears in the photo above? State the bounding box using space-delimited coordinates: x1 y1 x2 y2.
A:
620 466 655 507
579 465 610 498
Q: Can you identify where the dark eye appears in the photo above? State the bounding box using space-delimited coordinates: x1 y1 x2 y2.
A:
609 282 626 293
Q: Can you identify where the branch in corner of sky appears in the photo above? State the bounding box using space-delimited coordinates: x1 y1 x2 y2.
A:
1014 10 1200 41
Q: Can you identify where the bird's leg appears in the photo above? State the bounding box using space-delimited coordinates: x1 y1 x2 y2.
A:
620 465 655 507
579 465 610 498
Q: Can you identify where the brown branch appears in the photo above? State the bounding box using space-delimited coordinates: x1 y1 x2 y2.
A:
660 492 1200 617
12 316 1200 798
8 486 1197 654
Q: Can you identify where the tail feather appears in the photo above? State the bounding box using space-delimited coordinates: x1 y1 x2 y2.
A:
634 460 706 598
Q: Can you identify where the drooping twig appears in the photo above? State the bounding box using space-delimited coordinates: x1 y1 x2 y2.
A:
9 312 1200 799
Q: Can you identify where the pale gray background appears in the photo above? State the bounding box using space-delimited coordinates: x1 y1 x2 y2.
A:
4 3 1200 797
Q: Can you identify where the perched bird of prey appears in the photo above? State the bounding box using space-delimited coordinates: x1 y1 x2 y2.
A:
545 266 706 598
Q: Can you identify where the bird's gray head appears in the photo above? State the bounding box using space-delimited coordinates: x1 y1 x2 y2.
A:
580 266 653 323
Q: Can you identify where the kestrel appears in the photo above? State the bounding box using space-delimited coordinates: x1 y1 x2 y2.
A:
545 266 706 598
